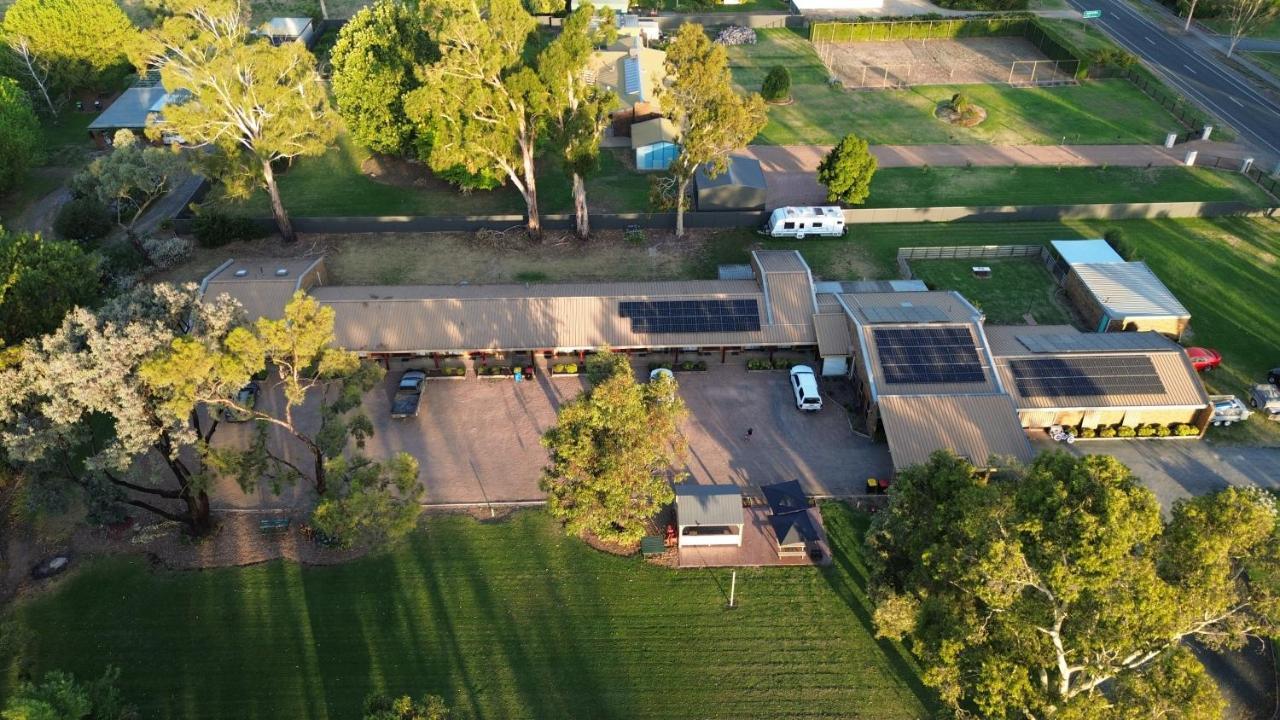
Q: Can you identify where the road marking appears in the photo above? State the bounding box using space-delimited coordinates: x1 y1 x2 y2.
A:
1230 96 1245 107
1145 36 1156 45
1183 64 1197 74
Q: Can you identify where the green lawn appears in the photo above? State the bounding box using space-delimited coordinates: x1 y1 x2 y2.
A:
0 112 94 223
220 134 651 217
863 166 1271 208
728 28 1189 146
2 505 934 720
1202 15 1280 39
1245 51 1280 78
908 257 1072 325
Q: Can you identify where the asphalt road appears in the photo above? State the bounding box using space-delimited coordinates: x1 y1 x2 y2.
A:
1066 0 1280 165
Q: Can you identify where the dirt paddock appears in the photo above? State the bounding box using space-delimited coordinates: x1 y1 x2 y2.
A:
819 37 1079 89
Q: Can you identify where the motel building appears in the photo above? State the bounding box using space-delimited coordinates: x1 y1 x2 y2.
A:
202 248 1211 475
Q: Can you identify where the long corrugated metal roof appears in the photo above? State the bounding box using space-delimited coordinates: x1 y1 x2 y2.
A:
985 325 1179 355
676 485 743 527
814 313 852 357
202 257 324 322
754 250 810 273
1072 262 1190 319
879 394 1035 471
88 87 167 130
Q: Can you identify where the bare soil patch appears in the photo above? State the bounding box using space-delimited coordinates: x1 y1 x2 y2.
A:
824 37 1076 88
360 153 469 196
935 102 989 127
156 228 730 287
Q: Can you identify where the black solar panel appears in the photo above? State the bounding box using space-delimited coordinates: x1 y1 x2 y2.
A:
873 327 985 384
1010 356 1165 397
619 299 761 334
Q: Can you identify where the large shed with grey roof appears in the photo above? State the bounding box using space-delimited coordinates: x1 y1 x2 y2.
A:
675 485 744 548
1050 239 1190 338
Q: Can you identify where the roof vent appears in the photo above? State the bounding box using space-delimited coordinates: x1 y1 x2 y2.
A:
900 301 914 307
233 269 248 277
275 268 289 277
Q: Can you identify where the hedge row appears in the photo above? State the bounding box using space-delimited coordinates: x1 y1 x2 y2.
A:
810 14 1032 43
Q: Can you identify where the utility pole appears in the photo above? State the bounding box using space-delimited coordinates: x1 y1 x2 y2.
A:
728 571 737 608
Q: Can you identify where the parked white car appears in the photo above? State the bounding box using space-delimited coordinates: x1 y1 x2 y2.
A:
790 365 823 411
761 206 845 239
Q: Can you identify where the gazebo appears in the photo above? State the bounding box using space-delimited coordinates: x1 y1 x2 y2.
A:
762 480 818 558
675 485 744 548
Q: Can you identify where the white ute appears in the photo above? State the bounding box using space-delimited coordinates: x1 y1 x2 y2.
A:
790 365 823 411
761 206 845 239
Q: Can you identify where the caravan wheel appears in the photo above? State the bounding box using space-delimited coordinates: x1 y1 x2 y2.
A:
796 233 805 240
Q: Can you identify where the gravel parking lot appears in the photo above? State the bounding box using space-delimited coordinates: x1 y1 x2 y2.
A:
208 360 890 508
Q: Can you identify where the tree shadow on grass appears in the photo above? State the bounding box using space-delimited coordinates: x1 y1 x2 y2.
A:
817 503 939 715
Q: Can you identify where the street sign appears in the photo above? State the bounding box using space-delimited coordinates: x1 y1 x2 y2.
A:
1082 9 1102 18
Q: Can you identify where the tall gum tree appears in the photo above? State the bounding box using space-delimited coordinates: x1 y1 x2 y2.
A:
139 0 336 242
867 450 1280 719
405 0 549 236
659 23 765 238
0 284 242 535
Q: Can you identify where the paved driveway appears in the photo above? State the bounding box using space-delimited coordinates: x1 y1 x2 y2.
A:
1030 434 1280 510
208 361 888 507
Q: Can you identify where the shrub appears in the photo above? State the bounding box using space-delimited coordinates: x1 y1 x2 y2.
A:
761 66 792 103
553 363 580 374
1117 425 1137 438
54 198 113 241
1099 426 1117 438
680 360 696 371
191 210 269 248
773 358 795 370
934 0 1027 10
950 92 971 114
1136 424 1156 437
1078 427 1096 439
1173 423 1199 436
647 361 673 372
1156 424 1172 437
747 358 771 370
139 235 193 270
442 366 466 376
1104 228 1139 261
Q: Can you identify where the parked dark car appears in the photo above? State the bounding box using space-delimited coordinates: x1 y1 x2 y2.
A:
391 370 427 419
222 382 259 422
1269 367 1280 387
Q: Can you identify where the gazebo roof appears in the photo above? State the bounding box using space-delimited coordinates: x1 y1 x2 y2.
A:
675 484 743 527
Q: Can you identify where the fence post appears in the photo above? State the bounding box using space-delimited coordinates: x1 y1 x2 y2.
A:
1164 133 1177 149
1241 158 1254 174
1201 125 1213 141
1184 150 1198 167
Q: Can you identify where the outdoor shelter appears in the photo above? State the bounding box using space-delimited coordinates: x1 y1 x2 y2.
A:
761 480 819 558
87 86 167 148
694 156 768 211
675 485 744 548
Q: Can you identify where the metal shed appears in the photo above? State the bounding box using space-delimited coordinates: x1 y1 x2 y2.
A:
675 485 744 548
694 156 767 211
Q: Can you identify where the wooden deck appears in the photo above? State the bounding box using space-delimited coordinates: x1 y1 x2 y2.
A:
677 507 831 569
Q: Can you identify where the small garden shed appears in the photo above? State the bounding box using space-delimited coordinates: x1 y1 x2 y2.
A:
632 118 679 171
694 156 767 211
675 485 744 548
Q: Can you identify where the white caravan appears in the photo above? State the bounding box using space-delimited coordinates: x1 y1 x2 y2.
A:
761 206 846 239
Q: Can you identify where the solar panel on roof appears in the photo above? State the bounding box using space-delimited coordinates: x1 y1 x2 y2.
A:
621 56 643 99
619 299 760 334
873 327 985 384
1016 332 1173 354
1009 356 1165 397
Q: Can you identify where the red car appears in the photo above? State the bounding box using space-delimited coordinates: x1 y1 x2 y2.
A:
1185 347 1221 372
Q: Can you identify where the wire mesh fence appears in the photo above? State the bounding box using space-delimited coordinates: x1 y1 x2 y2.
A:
812 19 1082 90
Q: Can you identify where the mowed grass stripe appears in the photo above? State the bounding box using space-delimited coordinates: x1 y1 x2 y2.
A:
3 506 932 720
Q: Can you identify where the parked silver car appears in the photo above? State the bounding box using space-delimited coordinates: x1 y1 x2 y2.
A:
1248 384 1280 422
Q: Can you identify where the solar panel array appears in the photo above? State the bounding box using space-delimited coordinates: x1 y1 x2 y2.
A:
1010 356 1165 397
621 56 643 99
619 299 760 334
873 327 985 384
1016 332 1173 354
